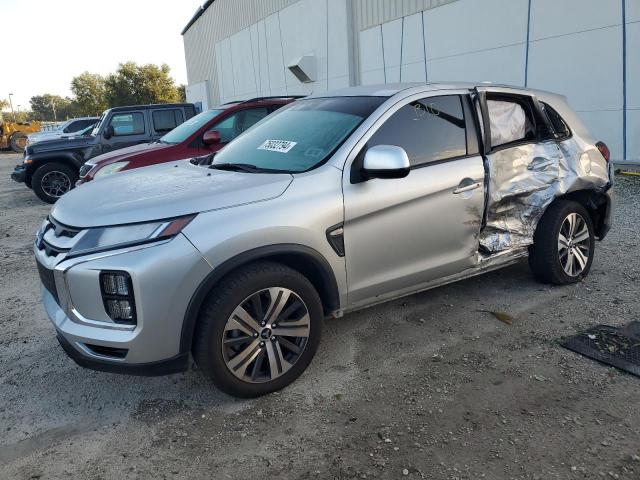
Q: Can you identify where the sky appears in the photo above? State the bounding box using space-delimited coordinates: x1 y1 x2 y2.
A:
0 0 202 111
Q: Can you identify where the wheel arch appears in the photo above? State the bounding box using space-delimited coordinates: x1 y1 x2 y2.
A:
554 189 610 239
29 152 84 177
179 244 341 354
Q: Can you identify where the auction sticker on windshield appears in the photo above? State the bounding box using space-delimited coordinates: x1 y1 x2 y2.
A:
258 139 297 153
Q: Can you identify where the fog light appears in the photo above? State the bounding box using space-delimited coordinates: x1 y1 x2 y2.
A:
99 271 136 325
105 299 133 321
102 273 130 295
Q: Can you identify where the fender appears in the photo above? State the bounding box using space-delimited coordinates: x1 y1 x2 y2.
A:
26 151 85 174
179 244 341 354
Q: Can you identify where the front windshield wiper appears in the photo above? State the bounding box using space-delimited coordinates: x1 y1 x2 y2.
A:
209 163 266 173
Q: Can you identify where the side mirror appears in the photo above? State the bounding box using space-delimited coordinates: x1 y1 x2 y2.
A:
203 130 221 146
103 125 114 139
362 145 410 180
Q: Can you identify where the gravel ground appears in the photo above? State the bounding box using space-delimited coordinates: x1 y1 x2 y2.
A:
1 152 639 480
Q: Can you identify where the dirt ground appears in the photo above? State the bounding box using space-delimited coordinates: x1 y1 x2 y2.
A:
1 151 639 480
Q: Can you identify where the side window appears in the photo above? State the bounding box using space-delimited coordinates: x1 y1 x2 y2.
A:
109 113 145 136
209 107 270 143
486 97 536 149
541 102 571 140
152 109 185 133
367 95 467 167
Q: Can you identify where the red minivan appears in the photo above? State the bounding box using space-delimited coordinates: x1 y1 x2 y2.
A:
77 96 301 184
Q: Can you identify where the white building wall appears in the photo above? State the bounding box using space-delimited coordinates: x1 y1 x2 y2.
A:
528 0 624 162
355 0 637 162
183 0 638 162
626 0 640 163
212 0 351 104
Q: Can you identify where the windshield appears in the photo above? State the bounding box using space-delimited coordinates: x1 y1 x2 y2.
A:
211 97 385 173
74 124 96 136
91 113 106 136
159 109 224 144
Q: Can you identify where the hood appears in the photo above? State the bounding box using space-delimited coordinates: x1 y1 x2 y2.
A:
28 135 96 153
85 142 170 167
51 161 293 228
28 131 62 143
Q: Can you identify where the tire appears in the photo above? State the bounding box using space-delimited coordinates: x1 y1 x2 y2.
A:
193 261 323 398
31 162 78 204
9 133 28 153
528 200 595 285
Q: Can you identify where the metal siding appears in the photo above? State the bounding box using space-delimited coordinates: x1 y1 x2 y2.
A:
183 0 299 104
353 0 459 31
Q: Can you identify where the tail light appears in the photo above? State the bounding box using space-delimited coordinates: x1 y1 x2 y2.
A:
596 141 610 162
100 271 136 325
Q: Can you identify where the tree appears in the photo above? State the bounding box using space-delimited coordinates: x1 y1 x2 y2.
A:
71 72 107 116
0 99 8 110
30 94 75 121
104 62 182 107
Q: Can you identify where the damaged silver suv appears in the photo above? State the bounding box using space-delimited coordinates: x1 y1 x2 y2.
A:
35 83 613 397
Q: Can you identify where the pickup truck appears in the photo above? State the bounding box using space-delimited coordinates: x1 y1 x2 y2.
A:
11 103 196 203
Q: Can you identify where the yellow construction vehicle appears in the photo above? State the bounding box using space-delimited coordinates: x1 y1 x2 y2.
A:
0 117 41 153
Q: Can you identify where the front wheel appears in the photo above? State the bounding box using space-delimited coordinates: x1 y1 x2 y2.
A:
31 162 78 203
529 200 595 284
193 262 323 398
9 133 27 153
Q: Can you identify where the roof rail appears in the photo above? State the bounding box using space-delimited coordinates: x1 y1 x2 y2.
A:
221 95 307 107
241 95 306 103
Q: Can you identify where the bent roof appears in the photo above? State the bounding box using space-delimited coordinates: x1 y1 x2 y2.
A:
182 0 215 35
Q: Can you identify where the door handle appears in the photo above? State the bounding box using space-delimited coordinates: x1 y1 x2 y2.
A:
453 182 482 194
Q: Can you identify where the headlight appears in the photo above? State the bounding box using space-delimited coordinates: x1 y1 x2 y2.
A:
68 215 195 257
93 161 130 178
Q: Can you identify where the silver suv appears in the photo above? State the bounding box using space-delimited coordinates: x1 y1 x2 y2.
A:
35 83 613 397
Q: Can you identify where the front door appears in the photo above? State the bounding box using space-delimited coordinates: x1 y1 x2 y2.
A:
343 94 485 305
102 111 149 154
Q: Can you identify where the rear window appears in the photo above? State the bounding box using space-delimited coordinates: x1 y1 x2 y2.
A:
487 98 536 148
152 109 185 133
541 102 571 140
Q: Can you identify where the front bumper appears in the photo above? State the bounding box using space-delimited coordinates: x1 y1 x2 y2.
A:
11 165 27 183
37 233 212 374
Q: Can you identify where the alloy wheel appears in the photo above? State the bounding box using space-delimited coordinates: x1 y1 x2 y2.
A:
557 212 590 277
41 171 71 198
221 287 310 383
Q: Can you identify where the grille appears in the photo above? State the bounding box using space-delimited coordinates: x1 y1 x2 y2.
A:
36 217 82 258
36 260 58 304
84 344 128 359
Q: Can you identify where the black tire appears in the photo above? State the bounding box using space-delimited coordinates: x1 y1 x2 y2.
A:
528 200 595 285
9 133 28 153
31 162 78 204
193 261 323 398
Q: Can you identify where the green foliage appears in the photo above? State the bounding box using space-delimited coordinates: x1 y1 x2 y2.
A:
28 62 183 122
29 94 76 121
71 72 108 116
0 99 8 110
104 62 181 107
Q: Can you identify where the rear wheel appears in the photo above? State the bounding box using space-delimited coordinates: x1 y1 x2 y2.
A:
9 133 27 153
193 262 323 398
529 200 595 284
31 162 77 203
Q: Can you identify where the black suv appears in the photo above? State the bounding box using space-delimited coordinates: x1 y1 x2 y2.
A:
11 103 196 203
